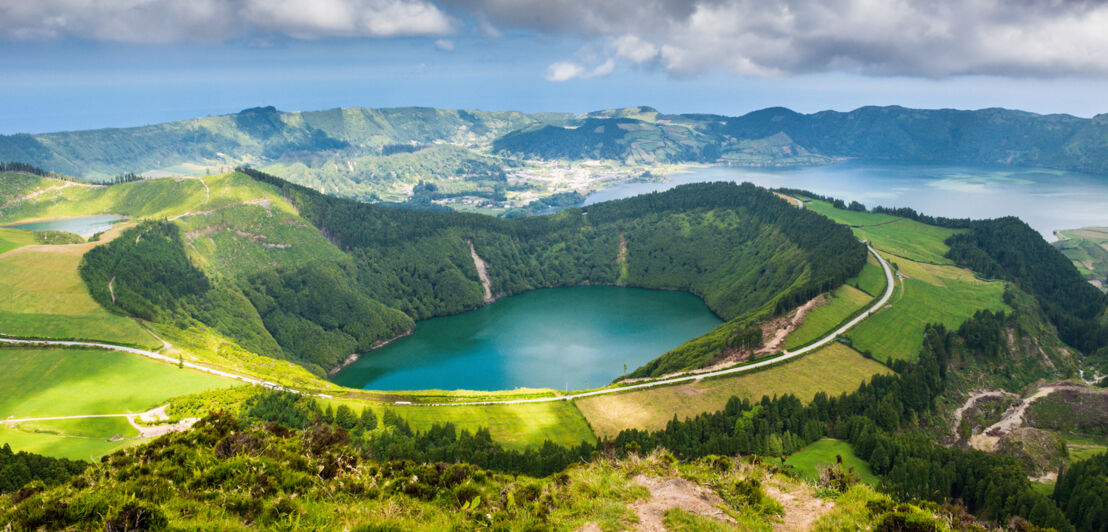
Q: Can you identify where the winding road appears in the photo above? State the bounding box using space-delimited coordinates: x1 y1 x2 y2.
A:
0 337 294 392
432 243 895 406
0 243 893 409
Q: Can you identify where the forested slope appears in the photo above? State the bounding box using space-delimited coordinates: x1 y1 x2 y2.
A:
241 169 866 377
70 169 863 379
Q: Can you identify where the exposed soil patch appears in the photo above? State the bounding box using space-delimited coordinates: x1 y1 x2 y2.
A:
467 239 495 303
758 295 823 356
631 474 735 531
764 481 834 532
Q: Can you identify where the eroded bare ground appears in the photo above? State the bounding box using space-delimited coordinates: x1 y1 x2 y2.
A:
631 474 736 531
764 481 835 532
576 469 834 531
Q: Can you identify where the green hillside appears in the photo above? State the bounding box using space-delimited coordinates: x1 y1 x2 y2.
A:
1054 226 1108 292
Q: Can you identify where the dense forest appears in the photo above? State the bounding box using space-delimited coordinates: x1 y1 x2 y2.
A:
946 217 1108 356
234 169 866 377
1053 452 1108 531
0 444 86 494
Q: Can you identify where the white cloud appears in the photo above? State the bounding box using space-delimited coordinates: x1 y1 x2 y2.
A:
544 59 615 82
434 38 455 51
0 0 456 42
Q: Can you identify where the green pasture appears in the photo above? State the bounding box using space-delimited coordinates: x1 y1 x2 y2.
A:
785 438 878 484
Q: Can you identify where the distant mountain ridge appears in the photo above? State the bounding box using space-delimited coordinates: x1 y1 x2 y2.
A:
2 104 1107 186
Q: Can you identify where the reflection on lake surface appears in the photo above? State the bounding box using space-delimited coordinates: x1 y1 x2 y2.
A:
8 215 125 238
585 162 1108 240
331 286 723 391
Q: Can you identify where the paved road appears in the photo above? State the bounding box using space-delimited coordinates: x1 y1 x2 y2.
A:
0 336 293 392
430 243 895 406
0 240 893 410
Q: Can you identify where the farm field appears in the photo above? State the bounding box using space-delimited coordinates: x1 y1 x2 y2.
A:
785 284 873 350
806 199 960 264
0 241 159 348
0 346 238 459
0 419 144 461
575 343 892 438
848 257 1008 362
0 347 237 419
785 438 878 485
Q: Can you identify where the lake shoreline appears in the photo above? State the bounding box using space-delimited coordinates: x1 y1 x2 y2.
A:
327 328 414 377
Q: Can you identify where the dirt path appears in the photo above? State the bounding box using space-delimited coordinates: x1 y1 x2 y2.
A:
631 474 735 531
970 384 1077 451
764 482 834 532
1 181 91 209
467 239 495 303
108 276 116 303
950 390 1017 439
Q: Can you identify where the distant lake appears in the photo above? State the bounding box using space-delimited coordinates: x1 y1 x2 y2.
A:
331 286 722 391
585 162 1108 240
7 215 125 238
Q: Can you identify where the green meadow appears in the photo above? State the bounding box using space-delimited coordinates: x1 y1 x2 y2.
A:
848 259 1008 362
576 343 892 438
785 284 873 350
0 347 236 419
319 398 597 449
785 438 878 485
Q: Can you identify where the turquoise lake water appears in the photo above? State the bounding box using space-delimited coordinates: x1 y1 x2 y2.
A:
331 286 722 391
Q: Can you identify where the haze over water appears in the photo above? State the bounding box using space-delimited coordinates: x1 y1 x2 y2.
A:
586 162 1108 240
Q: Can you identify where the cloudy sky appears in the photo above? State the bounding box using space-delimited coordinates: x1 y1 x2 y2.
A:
2 0 1108 133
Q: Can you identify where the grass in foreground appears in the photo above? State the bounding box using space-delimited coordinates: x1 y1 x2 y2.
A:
0 347 237 419
785 438 878 485
848 258 1008 362
575 343 891 439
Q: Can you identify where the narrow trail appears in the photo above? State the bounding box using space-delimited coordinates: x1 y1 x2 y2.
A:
0 181 91 209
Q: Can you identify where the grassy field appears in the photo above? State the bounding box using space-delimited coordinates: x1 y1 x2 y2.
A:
575 343 892 438
320 398 597 449
1061 433 1107 462
785 438 878 485
0 173 297 224
804 200 896 227
0 347 237 419
175 202 346 278
806 199 961 264
0 421 144 461
0 346 238 459
805 199 1008 362
785 284 873 350
0 227 36 255
848 258 1009 362
0 239 160 348
1053 226 1108 291
852 256 889 297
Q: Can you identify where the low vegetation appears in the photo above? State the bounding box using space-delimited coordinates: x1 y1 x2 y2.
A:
575 343 891 438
